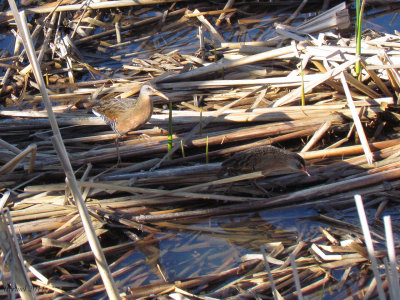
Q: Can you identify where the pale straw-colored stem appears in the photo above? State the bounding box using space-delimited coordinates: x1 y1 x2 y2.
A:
301 120 331 152
0 144 37 175
290 253 304 300
273 57 358 107
261 246 280 300
3 0 188 16
339 72 373 164
383 216 400 298
354 195 386 300
7 2 120 299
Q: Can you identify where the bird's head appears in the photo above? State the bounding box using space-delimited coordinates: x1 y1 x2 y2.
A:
289 154 311 177
141 84 169 101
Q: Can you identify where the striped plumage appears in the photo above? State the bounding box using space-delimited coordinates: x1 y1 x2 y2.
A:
92 84 168 136
219 145 310 177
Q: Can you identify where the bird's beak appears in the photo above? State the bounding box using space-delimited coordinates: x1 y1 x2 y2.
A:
302 167 311 177
153 90 169 101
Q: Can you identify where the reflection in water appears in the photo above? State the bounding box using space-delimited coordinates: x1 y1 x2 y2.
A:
116 207 317 294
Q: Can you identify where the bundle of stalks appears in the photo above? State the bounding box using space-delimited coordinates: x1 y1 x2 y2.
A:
1 0 400 299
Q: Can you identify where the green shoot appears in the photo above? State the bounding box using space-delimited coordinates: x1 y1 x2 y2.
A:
300 61 305 106
180 139 185 158
355 0 366 77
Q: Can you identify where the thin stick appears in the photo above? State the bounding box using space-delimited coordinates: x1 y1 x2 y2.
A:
283 0 308 25
0 209 36 299
77 180 264 202
290 253 303 300
354 195 386 300
0 191 10 212
37 11 58 64
9 4 120 299
360 58 392 97
302 138 400 160
343 71 380 98
383 258 395 300
194 9 225 43
215 0 234 26
301 120 331 152
339 72 373 164
3 0 188 16
0 144 37 175
273 57 358 107
180 140 185 158
261 246 279 300
383 215 400 298
0 138 21 154
80 163 93 201
300 59 306 106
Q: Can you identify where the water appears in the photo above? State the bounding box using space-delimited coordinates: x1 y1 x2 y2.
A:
114 205 320 295
366 11 400 34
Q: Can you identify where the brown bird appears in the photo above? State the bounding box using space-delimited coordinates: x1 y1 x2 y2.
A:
92 84 169 136
218 145 310 177
92 84 168 163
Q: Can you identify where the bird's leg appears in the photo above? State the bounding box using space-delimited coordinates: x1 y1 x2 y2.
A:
219 181 234 194
115 137 121 166
251 179 272 197
92 138 121 178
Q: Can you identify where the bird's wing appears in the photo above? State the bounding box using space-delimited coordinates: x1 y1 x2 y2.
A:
92 98 136 136
92 108 121 136
221 150 255 173
93 98 136 114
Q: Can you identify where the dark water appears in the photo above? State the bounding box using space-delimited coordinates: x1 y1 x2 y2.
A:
365 10 400 33
115 205 321 294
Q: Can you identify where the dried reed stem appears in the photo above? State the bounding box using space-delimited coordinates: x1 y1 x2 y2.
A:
339 72 373 164
354 195 386 300
8 3 120 298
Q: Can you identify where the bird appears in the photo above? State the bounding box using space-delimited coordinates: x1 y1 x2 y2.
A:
92 84 169 136
92 84 169 163
218 145 310 178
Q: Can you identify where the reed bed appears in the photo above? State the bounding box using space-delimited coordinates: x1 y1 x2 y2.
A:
1 0 400 299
